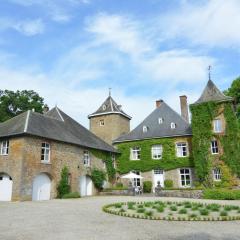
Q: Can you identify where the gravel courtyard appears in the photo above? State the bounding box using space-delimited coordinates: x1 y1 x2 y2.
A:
1 196 240 240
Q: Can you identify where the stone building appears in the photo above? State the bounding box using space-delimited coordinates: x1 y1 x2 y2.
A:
0 107 116 201
88 94 131 145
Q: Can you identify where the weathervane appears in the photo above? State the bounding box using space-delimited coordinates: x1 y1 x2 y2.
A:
208 65 212 81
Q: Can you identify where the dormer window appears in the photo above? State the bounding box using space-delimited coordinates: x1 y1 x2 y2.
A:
143 126 148 133
213 119 222 133
158 118 163 124
100 119 104 126
171 122 176 129
102 104 106 110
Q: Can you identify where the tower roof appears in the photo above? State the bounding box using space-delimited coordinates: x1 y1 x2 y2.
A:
88 96 132 120
193 80 233 105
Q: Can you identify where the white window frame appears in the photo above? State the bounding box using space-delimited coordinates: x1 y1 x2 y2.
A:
143 126 148 133
83 150 90 166
213 119 222 133
211 140 219 154
213 168 221 181
0 140 9 155
99 119 105 126
151 145 163 160
176 142 188 157
179 168 191 188
171 122 176 129
158 118 163 124
41 142 50 163
131 170 141 187
130 147 141 160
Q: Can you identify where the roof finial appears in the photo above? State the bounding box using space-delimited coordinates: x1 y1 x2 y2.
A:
109 87 112 97
208 65 212 81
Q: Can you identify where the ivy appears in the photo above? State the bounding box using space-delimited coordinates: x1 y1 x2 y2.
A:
91 168 106 190
190 101 240 185
90 149 116 182
115 138 193 174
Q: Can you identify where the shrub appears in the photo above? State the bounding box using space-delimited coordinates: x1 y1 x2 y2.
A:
170 205 177 211
199 208 209 216
156 206 165 213
164 179 173 188
91 169 106 190
143 181 152 193
224 205 233 211
114 203 123 208
189 213 197 218
203 189 240 200
178 208 187 214
137 208 145 213
145 211 153 217
207 204 220 212
220 211 228 216
119 208 126 213
116 182 123 188
57 166 71 198
127 202 135 210
62 192 80 199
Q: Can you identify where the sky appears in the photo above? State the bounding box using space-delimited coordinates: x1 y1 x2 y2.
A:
0 0 240 129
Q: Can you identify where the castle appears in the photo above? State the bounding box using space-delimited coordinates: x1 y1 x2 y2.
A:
0 79 239 201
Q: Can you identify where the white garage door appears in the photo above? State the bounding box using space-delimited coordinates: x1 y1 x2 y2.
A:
0 174 13 201
32 173 51 201
79 175 92 197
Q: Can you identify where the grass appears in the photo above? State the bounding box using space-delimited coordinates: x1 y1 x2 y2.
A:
62 192 80 199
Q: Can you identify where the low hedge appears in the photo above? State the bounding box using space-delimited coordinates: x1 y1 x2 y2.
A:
203 189 240 200
143 181 152 193
62 192 81 199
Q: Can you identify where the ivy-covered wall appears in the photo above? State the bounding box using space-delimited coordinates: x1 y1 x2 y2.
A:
190 101 240 185
114 137 193 174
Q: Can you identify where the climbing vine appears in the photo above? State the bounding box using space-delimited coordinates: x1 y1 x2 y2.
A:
90 149 116 183
190 101 240 186
115 138 193 174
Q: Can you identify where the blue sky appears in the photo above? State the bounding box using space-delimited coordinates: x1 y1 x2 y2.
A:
0 0 240 128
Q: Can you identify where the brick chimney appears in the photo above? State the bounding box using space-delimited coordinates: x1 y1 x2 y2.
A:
179 95 189 123
156 99 163 108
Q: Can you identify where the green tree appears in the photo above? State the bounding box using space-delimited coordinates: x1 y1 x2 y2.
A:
224 77 240 118
0 90 47 122
57 166 71 198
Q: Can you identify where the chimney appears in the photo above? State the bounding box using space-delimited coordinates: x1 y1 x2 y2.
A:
156 99 163 108
43 105 49 114
179 95 189 123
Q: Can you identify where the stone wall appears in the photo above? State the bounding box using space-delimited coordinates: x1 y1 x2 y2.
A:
89 114 130 145
156 190 203 199
0 135 108 201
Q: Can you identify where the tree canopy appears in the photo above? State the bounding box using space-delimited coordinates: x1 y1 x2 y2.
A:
224 76 240 119
0 90 47 122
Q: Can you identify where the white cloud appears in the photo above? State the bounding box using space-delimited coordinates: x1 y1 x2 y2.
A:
161 0 240 47
13 19 44 36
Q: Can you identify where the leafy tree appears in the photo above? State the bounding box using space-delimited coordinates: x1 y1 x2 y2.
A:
0 90 47 122
224 77 240 118
57 166 71 198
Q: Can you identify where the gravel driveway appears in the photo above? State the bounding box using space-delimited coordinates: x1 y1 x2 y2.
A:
1 196 240 240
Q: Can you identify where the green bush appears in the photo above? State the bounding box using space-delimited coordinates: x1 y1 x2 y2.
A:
203 189 240 200
156 206 165 213
178 208 187 214
137 208 145 213
143 181 152 193
116 182 123 188
145 211 153 217
220 211 228 216
170 205 177 211
164 179 173 188
62 192 80 199
199 208 209 216
57 166 71 198
91 169 106 190
207 204 220 212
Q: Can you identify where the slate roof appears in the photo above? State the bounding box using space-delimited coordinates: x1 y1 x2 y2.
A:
114 101 192 143
0 107 117 153
193 80 233 105
88 96 131 120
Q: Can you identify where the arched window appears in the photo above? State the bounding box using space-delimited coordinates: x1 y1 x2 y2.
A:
158 118 163 124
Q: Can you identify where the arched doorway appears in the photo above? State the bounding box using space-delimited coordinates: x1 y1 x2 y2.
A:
0 173 13 201
79 175 92 197
32 173 51 201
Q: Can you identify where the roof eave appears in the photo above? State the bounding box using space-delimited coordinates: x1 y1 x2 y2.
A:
88 111 132 120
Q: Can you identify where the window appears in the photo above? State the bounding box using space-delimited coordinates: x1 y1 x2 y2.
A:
99 119 104 126
102 104 106 110
211 140 219 154
180 168 191 187
171 122 176 129
143 126 148 133
83 150 90 166
0 140 9 155
151 145 163 159
158 118 163 124
213 168 221 181
41 142 50 163
132 170 141 187
176 142 188 157
213 119 222 133
130 147 141 160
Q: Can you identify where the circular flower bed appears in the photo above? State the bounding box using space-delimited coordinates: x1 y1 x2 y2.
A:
102 201 240 221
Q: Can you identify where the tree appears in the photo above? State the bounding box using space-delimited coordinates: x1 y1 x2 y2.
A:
0 90 47 122
57 166 71 198
224 77 240 119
